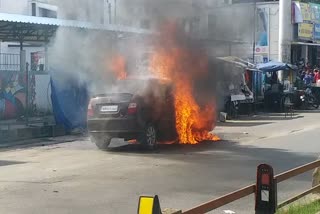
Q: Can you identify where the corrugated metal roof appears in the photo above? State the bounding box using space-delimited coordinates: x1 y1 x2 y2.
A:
0 12 153 34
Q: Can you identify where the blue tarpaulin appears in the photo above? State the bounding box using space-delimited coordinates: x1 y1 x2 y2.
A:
50 71 89 132
256 61 294 73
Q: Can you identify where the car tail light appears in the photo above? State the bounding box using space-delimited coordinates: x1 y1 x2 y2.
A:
87 100 94 117
128 102 137 114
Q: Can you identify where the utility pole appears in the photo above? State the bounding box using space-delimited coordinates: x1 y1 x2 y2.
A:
114 0 117 24
252 0 257 63
106 0 112 24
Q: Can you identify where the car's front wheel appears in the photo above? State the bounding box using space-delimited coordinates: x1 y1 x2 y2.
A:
139 124 157 150
90 134 112 150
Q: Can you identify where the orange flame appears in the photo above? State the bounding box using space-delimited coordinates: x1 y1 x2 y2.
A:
150 22 220 144
110 55 127 80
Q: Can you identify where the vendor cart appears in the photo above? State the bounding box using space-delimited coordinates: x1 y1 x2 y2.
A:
310 84 320 102
256 61 298 112
216 57 255 119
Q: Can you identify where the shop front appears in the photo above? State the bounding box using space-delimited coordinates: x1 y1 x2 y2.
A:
292 2 320 66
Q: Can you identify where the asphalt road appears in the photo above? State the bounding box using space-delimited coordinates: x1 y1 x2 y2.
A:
0 115 319 214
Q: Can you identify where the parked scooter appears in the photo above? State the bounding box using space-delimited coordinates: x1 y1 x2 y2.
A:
300 87 319 109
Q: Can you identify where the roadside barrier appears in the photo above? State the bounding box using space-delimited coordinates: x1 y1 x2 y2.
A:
138 160 320 214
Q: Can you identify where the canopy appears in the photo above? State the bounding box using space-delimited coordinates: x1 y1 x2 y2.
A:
0 12 152 42
256 61 297 73
216 56 255 69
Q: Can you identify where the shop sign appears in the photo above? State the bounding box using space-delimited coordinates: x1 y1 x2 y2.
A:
314 24 320 41
300 2 311 22
255 7 269 57
310 3 320 23
298 23 313 40
255 46 269 55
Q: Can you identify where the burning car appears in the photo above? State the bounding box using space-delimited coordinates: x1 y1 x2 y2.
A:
88 22 220 150
87 77 177 150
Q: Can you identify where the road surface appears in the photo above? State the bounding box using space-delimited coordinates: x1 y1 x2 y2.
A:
0 112 319 214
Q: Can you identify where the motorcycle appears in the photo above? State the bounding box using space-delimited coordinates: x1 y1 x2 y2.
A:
300 88 320 109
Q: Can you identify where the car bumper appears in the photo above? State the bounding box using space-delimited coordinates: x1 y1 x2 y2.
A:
87 117 143 134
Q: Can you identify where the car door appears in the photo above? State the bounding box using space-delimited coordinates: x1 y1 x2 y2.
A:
157 83 177 141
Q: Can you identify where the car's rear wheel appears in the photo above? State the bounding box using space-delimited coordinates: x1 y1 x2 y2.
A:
90 134 112 150
139 124 157 150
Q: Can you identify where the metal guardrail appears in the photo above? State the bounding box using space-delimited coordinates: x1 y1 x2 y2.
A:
182 185 255 214
278 184 320 209
138 160 320 214
180 160 320 214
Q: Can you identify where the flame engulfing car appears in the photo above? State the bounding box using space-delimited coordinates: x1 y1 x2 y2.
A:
87 77 177 150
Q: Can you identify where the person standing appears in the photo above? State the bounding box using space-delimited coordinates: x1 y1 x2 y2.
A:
303 70 313 86
314 69 320 83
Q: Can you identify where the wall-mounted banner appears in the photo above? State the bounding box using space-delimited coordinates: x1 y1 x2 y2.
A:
314 23 320 41
255 7 269 61
301 2 312 21
292 2 311 23
310 3 320 23
298 23 313 40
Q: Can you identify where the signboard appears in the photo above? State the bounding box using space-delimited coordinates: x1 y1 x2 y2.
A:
315 24 320 41
310 3 320 23
255 7 269 61
300 2 311 22
298 23 313 40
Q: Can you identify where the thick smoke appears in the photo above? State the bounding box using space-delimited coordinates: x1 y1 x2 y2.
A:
49 0 157 96
49 29 115 92
49 0 255 114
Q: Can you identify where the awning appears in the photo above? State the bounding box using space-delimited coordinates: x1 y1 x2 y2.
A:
292 41 320 47
216 56 255 69
0 12 152 42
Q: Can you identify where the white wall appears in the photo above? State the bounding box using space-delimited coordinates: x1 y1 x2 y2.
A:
107 0 195 29
0 0 29 15
204 2 280 61
57 0 104 24
35 74 52 113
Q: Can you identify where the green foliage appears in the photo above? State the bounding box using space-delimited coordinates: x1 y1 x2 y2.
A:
277 200 320 214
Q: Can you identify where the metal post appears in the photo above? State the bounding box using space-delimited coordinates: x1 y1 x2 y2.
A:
255 164 277 214
45 43 48 72
20 42 28 125
108 2 112 24
305 45 309 63
114 0 117 24
252 0 257 63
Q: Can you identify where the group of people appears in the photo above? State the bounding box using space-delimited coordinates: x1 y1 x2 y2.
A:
301 63 320 86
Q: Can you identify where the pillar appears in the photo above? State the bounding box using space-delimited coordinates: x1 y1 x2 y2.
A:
278 0 292 81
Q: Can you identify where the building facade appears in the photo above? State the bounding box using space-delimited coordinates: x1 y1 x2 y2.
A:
203 0 320 67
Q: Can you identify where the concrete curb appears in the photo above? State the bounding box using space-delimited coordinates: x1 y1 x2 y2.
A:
0 125 66 144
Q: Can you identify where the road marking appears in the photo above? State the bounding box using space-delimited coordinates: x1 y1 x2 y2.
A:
223 210 235 214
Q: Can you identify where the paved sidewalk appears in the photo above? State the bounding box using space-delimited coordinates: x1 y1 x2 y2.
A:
214 110 320 144
0 116 66 144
